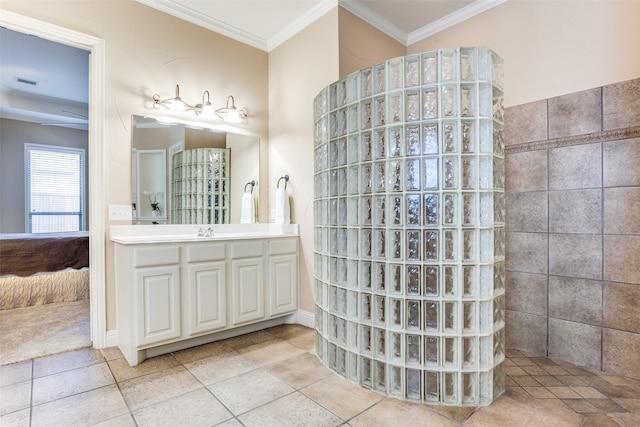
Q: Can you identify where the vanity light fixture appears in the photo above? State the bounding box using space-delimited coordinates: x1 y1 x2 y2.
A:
152 84 247 123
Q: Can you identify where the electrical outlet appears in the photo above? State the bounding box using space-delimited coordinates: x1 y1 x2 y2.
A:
109 205 132 220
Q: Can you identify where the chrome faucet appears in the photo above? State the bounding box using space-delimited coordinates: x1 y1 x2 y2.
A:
195 226 214 237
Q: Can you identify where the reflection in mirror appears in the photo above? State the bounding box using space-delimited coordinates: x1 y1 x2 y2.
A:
131 115 259 224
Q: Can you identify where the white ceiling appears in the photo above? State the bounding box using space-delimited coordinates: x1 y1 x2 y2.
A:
0 0 504 128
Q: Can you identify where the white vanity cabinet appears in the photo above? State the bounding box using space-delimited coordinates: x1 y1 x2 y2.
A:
113 234 299 366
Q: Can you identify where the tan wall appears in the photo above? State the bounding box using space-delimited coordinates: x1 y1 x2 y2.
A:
408 0 640 107
268 9 340 313
338 8 405 78
1 0 269 330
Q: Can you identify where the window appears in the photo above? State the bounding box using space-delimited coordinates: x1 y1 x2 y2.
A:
25 144 86 233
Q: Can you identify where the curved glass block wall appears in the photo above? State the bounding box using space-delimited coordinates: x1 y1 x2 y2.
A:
313 48 505 406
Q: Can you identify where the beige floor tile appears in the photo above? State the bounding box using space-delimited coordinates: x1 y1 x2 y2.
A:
92 413 137 427
208 368 295 415
133 388 233 427
464 396 583 427
265 351 333 389
119 366 202 411
351 397 458 427
0 361 31 387
266 324 312 340
107 353 181 382
512 375 542 387
505 366 528 376
238 338 306 366
586 398 628 413
301 375 384 420
215 418 244 427
581 413 623 427
33 347 104 378
287 330 316 351
609 412 640 426
561 399 601 413
613 397 640 412
557 376 589 387
427 405 476 423
548 386 583 399
31 384 129 426
32 362 114 405
185 353 258 385
238 391 344 427
0 380 31 416
100 346 124 361
172 340 235 364
533 375 565 387
523 386 557 399
222 330 275 349
543 366 573 376
511 357 538 366
571 386 607 399
0 407 30 427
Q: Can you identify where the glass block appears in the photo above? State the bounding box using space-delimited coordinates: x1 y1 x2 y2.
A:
360 67 372 98
348 228 359 257
406 158 420 191
444 229 456 261
361 228 372 258
337 79 346 107
373 195 386 226
406 300 421 330
425 336 439 367
463 193 476 226
388 160 402 193
405 90 420 122
390 229 402 260
444 302 457 332
422 87 438 119
373 63 385 94
464 265 476 297
444 193 457 225
423 193 438 226
329 112 338 139
337 346 346 376
389 263 402 293
444 337 457 367
463 337 476 367
373 262 386 291
421 51 438 84
373 129 386 160
406 230 420 260
389 196 402 226
346 71 358 103
424 230 438 261
360 323 372 352
463 372 477 404
361 131 372 161
406 125 420 156
406 334 421 365
338 168 347 197
442 85 458 117
374 360 386 392
361 100 372 129
361 164 372 195
494 227 505 259
494 261 505 293
348 134 359 163
360 260 372 290
390 332 402 361
360 356 372 387
443 156 458 189
348 166 359 196
494 295 505 329
480 265 493 297
406 194 421 226
374 162 385 193
493 360 505 399
391 298 403 329
461 84 476 117
479 301 492 334
390 365 404 397
494 123 505 157
406 368 422 401
406 265 420 295
462 157 476 189
423 266 438 296
462 120 476 153
388 127 403 157
374 327 386 357
374 229 386 258
348 350 359 381
337 316 347 345
424 300 438 331
405 54 420 87
329 82 338 111
338 108 347 136
493 86 504 123
423 157 438 190
347 260 358 288
478 84 493 119
460 47 477 81
493 157 505 190
424 371 439 402
493 328 505 361
374 95 385 127
442 121 457 153
388 91 403 123
440 48 458 82
423 123 438 154
387 57 403 91
348 290 359 318
330 228 338 255
443 266 456 297
463 229 476 261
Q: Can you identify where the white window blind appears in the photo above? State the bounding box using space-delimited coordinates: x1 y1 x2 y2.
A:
26 144 85 233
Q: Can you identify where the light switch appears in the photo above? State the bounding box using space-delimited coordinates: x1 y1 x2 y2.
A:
109 205 132 220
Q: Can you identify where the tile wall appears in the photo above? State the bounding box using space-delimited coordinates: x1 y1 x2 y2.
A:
504 78 640 380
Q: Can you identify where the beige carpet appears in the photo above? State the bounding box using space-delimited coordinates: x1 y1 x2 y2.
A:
0 299 91 365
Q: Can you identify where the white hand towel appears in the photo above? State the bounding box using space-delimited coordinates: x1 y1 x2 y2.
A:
240 192 255 224
275 188 290 225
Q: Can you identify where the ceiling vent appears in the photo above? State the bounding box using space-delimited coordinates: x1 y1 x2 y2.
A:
15 77 38 86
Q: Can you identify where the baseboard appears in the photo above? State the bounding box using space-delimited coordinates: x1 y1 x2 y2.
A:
105 329 118 348
294 309 315 328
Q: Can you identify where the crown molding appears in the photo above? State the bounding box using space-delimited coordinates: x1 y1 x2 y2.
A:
338 0 407 45
407 0 507 45
136 0 269 51
267 1 339 51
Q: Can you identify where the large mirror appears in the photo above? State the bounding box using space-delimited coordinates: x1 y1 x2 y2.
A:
131 115 259 224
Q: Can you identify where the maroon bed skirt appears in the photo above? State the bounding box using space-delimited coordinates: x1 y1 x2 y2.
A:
0 231 89 277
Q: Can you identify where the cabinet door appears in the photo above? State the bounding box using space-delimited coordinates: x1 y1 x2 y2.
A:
268 254 298 316
135 265 181 347
186 261 227 336
231 257 264 326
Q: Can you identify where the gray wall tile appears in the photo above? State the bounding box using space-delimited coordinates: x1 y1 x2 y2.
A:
604 187 640 234
549 143 601 190
603 328 640 380
505 310 547 356
603 78 640 130
549 318 602 370
505 150 547 192
505 191 548 232
505 271 547 316
549 189 602 234
603 282 640 334
506 232 548 274
549 276 602 326
548 87 602 139
604 235 640 285
504 100 548 145
603 138 640 187
549 234 602 280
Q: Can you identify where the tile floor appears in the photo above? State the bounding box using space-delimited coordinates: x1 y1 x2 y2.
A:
1 324 639 426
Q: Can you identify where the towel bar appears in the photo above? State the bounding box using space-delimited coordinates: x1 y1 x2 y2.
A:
277 175 289 190
244 180 256 193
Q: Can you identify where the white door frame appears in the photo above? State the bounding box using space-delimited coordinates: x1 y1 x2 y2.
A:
1 11 107 348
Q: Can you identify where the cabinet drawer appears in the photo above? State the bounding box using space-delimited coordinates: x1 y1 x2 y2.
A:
133 246 180 267
230 241 264 258
186 243 226 262
269 238 297 255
